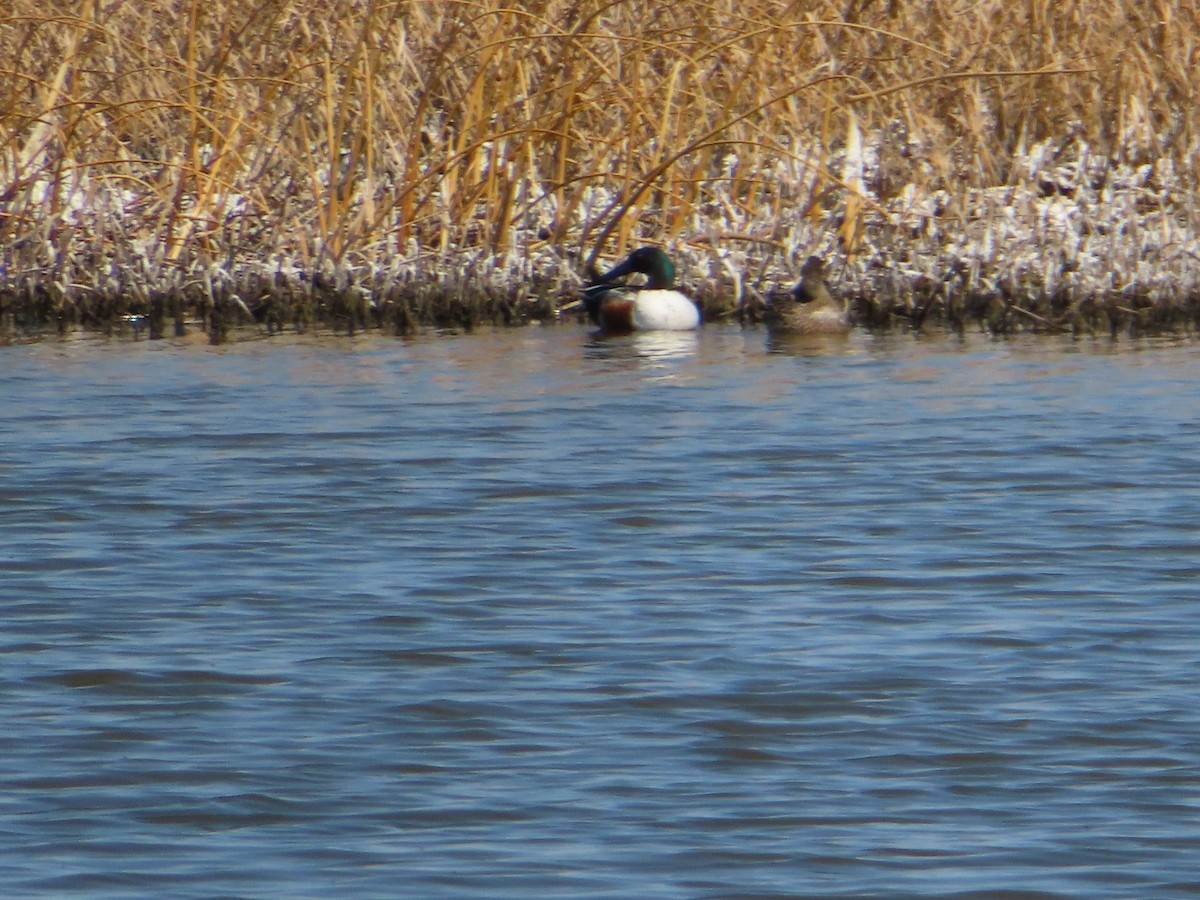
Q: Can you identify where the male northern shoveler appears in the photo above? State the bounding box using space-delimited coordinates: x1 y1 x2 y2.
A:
582 247 701 334
763 256 850 336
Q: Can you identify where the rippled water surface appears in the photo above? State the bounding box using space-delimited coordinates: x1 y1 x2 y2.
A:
3 325 1200 898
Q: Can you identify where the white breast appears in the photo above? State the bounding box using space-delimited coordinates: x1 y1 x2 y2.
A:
631 290 701 331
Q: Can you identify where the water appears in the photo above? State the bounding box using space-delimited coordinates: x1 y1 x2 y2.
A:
2 325 1200 898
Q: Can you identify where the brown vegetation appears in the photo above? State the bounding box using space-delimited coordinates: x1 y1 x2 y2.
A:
3 0 1200 339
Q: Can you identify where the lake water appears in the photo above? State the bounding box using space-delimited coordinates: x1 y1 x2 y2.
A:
2 324 1200 898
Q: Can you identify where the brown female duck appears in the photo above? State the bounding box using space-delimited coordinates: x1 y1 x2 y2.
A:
764 256 850 336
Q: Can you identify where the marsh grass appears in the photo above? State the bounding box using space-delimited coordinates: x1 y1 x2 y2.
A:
3 0 1200 339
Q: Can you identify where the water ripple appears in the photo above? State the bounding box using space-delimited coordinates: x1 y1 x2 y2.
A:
2 329 1200 896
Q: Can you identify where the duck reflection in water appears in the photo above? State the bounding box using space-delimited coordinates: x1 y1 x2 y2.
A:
583 329 698 363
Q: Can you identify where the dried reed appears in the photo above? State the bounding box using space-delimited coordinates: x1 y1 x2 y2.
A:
3 0 1199 338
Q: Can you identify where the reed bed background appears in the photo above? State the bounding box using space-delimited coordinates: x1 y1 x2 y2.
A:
3 0 1200 338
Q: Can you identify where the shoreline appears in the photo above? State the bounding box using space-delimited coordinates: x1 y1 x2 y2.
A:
7 136 1199 343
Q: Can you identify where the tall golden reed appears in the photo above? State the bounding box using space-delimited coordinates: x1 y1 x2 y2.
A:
2 0 1199 331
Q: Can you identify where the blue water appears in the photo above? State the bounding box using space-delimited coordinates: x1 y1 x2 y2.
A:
2 325 1200 897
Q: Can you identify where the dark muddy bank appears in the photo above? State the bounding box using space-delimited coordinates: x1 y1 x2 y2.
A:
4 267 1199 344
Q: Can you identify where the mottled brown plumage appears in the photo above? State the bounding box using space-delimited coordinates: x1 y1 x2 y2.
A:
764 256 850 336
